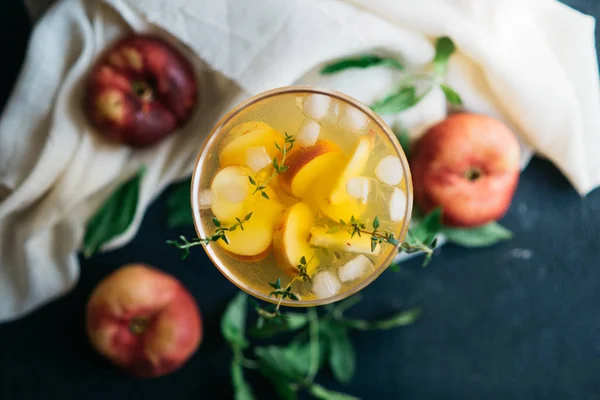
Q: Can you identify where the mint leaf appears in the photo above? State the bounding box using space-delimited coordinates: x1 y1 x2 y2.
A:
343 308 421 331
249 312 308 338
254 345 308 383
221 292 249 349
166 177 193 228
433 36 456 76
309 384 359 400
371 86 420 115
232 361 256 400
408 208 443 246
440 84 463 106
254 344 310 382
321 55 403 75
322 323 356 384
443 222 513 248
83 166 145 258
392 124 412 158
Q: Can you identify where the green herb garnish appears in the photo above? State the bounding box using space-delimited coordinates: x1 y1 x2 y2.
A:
249 132 295 200
167 213 253 259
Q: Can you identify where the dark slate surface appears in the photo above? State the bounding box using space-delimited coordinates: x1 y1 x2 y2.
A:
0 1 599 399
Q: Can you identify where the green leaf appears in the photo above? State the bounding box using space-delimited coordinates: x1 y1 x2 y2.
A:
322 323 356 384
309 384 360 400
440 84 463 106
165 177 193 228
433 36 456 76
83 166 145 258
408 208 443 245
370 86 420 115
443 222 513 248
343 308 422 331
268 379 297 400
249 312 308 338
221 292 249 349
255 345 308 382
231 361 255 400
261 191 270 200
321 55 403 75
372 216 380 230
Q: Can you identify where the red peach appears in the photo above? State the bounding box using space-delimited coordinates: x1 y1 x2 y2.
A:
410 113 520 227
86 264 202 378
85 34 198 148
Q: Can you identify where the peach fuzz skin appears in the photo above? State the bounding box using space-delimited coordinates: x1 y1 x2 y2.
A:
85 35 197 148
86 264 202 378
410 113 520 228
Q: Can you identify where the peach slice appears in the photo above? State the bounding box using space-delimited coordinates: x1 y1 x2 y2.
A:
277 140 345 199
210 166 251 222
309 226 381 255
217 217 274 261
308 158 366 222
219 121 284 168
329 133 374 205
273 202 320 277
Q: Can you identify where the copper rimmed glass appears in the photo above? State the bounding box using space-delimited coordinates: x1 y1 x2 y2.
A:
190 86 413 307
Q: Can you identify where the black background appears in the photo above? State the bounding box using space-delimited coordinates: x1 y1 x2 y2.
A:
1 1 600 399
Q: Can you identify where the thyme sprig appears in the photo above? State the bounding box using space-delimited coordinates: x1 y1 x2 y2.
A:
249 132 295 200
336 215 400 252
167 213 253 259
255 255 313 323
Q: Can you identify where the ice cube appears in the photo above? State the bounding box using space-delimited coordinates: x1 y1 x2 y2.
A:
245 146 271 173
339 105 368 133
302 94 331 121
338 255 374 283
296 120 320 147
389 187 407 222
346 177 369 203
214 175 249 204
375 156 403 185
312 271 342 299
199 189 212 209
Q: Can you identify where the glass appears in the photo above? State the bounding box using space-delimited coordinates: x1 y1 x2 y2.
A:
190 86 413 307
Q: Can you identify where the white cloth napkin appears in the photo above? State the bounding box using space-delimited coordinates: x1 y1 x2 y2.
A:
1 0 598 323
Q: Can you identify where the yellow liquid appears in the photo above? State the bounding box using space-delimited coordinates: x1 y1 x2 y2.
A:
195 91 409 304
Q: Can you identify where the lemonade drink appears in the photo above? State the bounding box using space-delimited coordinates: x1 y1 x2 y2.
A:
191 87 412 306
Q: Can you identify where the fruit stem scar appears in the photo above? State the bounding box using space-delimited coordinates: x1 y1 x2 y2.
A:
464 167 483 181
129 316 149 335
132 81 154 102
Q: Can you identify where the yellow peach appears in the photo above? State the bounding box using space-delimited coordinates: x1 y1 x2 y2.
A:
329 133 374 205
309 226 380 255
219 121 284 168
272 202 320 277
277 140 345 198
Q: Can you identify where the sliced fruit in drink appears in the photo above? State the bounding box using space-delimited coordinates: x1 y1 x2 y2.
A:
220 121 284 168
273 202 319 277
277 140 345 198
210 166 251 222
329 133 374 205
309 226 380 255
217 217 273 261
